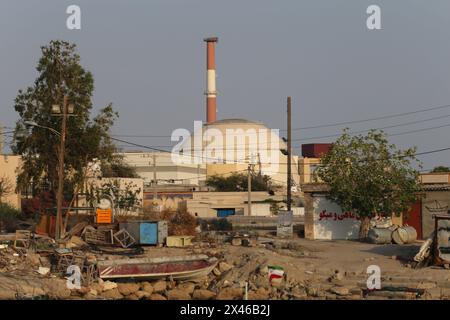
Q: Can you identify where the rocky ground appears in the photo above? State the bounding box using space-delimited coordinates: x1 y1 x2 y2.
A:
1 235 450 300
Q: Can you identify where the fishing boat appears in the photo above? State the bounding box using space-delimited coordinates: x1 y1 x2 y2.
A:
97 254 218 280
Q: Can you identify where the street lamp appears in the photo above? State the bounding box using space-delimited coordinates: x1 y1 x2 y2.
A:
24 121 61 136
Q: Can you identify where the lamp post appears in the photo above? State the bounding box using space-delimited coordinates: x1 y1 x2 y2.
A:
54 96 68 240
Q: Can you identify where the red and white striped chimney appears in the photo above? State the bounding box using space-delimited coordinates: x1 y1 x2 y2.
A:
204 37 218 123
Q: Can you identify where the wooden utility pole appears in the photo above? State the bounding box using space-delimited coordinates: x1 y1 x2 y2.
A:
55 95 68 240
247 163 253 216
152 154 157 201
287 96 292 211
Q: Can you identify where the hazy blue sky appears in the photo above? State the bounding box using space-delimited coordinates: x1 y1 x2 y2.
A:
1 0 450 169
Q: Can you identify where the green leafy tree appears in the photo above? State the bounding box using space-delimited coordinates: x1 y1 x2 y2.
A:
431 166 450 173
206 172 273 192
87 179 142 217
315 129 421 239
12 40 120 197
101 156 139 178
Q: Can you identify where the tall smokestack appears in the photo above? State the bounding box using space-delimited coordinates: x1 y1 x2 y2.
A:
204 37 218 123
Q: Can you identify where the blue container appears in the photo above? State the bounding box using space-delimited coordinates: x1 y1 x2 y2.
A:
140 222 158 245
217 208 236 218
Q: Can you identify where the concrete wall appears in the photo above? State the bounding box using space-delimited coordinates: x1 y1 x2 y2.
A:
298 157 321 184
303 184 404 240
311 195 361 240
0 155 21 209
83 177 144 216
420 173 450 184
422 191 450 238
187 191 273 218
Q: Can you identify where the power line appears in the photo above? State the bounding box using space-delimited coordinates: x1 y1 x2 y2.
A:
291 114 450 142
284 103 450 131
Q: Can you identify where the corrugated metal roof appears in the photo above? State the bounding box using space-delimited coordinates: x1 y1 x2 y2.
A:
421 184 450 191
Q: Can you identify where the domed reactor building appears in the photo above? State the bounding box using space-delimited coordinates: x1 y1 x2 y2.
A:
174 37 301 190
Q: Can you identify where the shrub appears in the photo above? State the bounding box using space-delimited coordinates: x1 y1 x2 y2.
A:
0 203 21 232
199 218 232 231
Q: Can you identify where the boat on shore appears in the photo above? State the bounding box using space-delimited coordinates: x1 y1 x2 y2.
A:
97 254 218 280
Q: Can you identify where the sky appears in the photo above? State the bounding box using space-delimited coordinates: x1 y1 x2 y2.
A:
0 0 450 170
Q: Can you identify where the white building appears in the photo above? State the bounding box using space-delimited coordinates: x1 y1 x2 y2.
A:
119 152 207 186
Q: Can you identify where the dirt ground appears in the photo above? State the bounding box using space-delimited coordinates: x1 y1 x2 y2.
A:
2 234 450 300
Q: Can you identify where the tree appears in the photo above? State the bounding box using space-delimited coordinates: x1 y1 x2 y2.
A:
0 176 13 204
315 129 421 239
12 40 120 198
206 172 273 192
431 166 450 173
101 156 139 178
87 179 142 217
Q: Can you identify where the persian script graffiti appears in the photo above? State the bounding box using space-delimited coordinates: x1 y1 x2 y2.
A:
318 210 361 221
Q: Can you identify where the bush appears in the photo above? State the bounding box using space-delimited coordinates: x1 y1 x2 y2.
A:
143 208 197 236
199 218 232 231
0 203 21 232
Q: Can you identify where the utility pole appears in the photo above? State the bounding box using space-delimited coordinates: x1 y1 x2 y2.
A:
287 96 292 211
247 164 252 216
152 154 157 201
55 95 68 240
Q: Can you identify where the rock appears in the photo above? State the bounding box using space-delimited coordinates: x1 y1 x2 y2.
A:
192 289 216 300
150 293 167 300
0 274 47 299
417 282 436 289
167 288 192 300
38 267 50 275
222 280 232 287
89 289 98 296
135 290 151 299
26 253 41 267
390 255 397 260
90 283 103 294
117 283 140 296
248 287 270 300
152 280 167 293
212 268 222 277
305 271 314 275
44 279 72 299
329 286 350 296
216 287 243 300
102 281 118 291
101 288 123 300
76 286 90 296
332 270 344 281
231 238 242 246
126 294 140 300
177 282 195 295
291 287 307 299
306 285 325 297
218 261 233 273
258 265 269 275
364 257 375 262
141 283 154 295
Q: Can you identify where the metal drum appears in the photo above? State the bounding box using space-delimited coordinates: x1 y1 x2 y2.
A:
368 228 393 244
392 226 417 244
